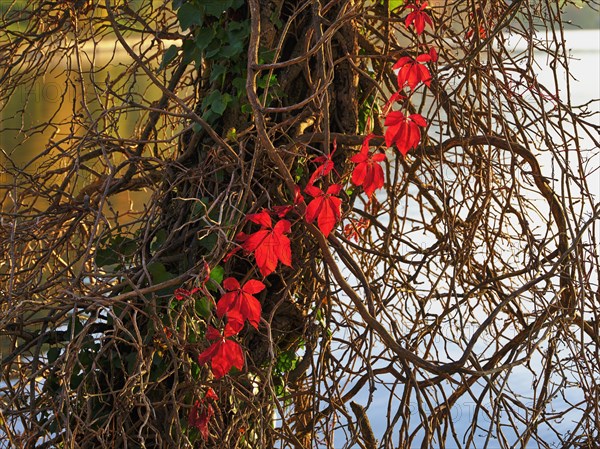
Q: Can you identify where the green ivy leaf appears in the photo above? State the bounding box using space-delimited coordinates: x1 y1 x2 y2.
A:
388 0 404 11
194 26 215 51
181 39 200 65
211 92 231 115
195 296 213 319
209 265 225 285
95 236 137 267
177 3 203 30
203 0 233 16
198 233 217 251
47 347 61 363
148 262 174 284
151 229 167 252
159 44 179 71
209 64 227 83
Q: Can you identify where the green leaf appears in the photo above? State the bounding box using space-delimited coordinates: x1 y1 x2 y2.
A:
125 353 138 376
202 89 220 110
209 64 227 83
47 347 61 363
148 262 174 284
209 265 225 285
181 39 199 65
211 92 231 115
159 44 179 71
151 229 167 252
195 296 213 319
149 353 166 382
388 0 404 11
203 0 233 16
257 74 277 89
218 43 243 59
177 3 203 30
232 76 246 93
194 26 215 51
70 371 83 389
191 361 201 379
205 39 222 59
198 233 217 251
95 236 137 267
201 109 219 125
95 247 118 267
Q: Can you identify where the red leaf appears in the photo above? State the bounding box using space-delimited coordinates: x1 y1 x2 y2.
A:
384 111 427 156
428 46 438 62
405 2 433 35
246 210 272 228
174 287 201 301
344 217 370 242
273 186 305 218
216 277 265 330
308 139 339 185
293 185 305 204
205 326 222 341
222 277 240 291
273 205 293 218
238 212 292 277
198 327 244 379
189 401 214 440
204 388 218 401
382 91 405 115
305 184 343 237
350 135 386 197
393 51 434 91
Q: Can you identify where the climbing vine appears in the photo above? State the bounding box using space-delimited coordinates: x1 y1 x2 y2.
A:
1 1 598 448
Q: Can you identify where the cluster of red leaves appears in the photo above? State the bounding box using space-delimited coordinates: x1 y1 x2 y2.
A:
382 5 438 157
188 388 218 440
179 3 441 441
308 141 337 185
465 6 496 40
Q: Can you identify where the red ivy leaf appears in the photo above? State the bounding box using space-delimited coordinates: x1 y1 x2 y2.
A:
405 1 433 35
273 186 305 218
344 217 370 242
238 210 292 277
204 387 218 402
272 205 293 218
246 210 272 228
393 49 436 91
382 91 405 116
308 139 338 185
189 401 214 440
305 184 343 237
217 278 265 333
198 326 244 379
350 134 386 197
174 287 201 301
384 111 427 156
